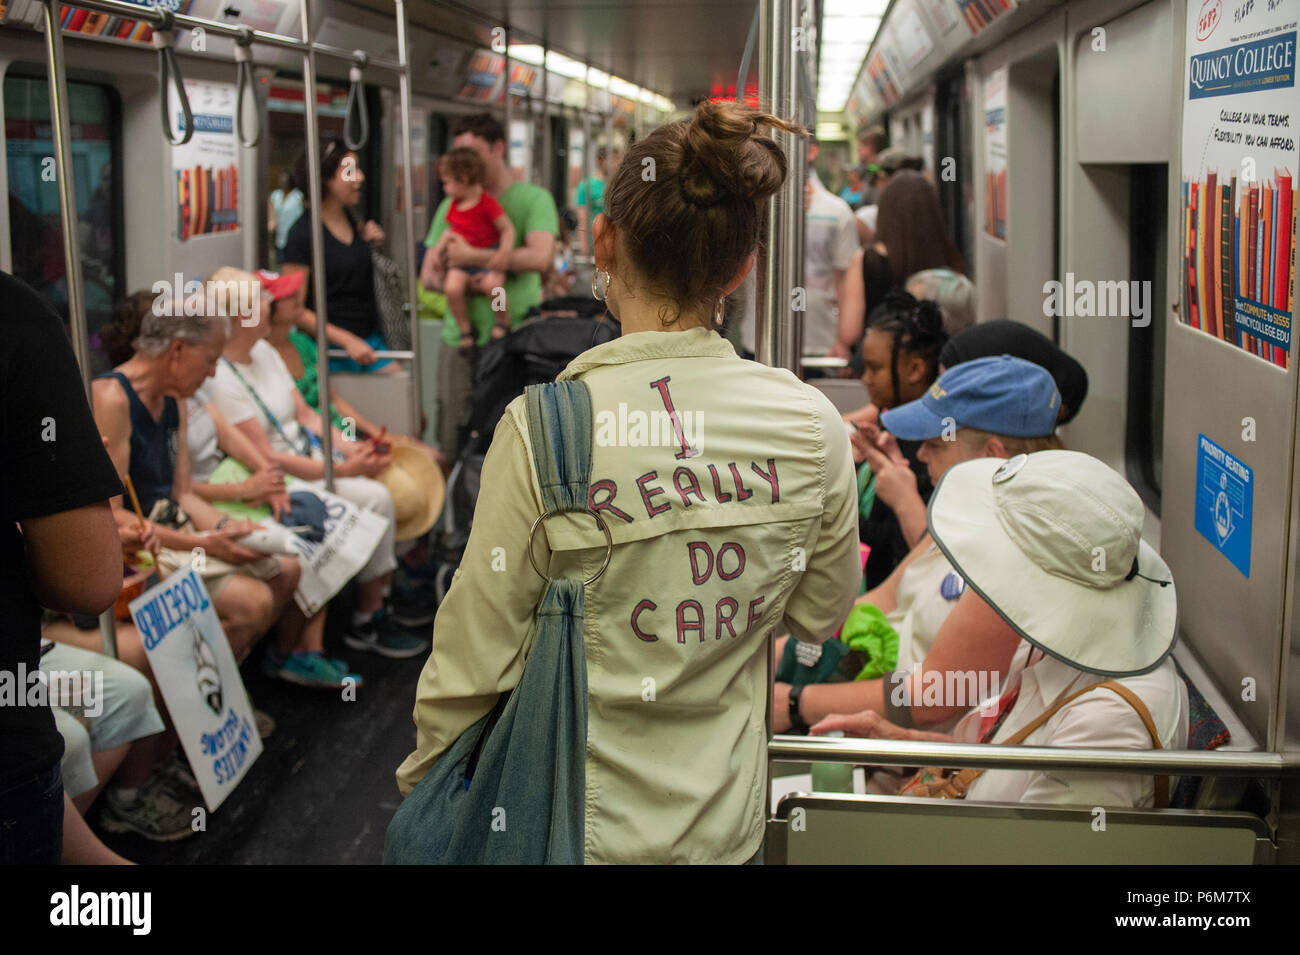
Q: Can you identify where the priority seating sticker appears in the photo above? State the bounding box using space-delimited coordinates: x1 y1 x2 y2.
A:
1194 433 1252 577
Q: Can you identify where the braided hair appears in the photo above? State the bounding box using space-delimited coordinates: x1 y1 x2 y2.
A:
866 290 949 409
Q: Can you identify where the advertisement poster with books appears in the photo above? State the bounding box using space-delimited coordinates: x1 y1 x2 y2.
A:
983 65 1008 242
129 569 262 811
169 80 239 241
1181 0 1296 368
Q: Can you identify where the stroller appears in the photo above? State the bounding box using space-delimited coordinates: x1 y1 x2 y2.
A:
432 301 619 603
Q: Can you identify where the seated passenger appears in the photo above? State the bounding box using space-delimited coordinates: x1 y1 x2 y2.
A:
394 99 860 864
773 355 1062 733
939 318 1089 424
812 450 1188 809
421 147 516 354
95 288 350 688
259 268 444 472
204 268 428 659
92 299 295 663
904 268 976 336
39 637 191 842
847 292 948 587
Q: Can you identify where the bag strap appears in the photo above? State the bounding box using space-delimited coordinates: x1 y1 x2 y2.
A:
524 381 593 516
221 356 312 457
944 680 1169 808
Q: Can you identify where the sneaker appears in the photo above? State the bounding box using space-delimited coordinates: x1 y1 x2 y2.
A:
273 650 365 690
344 610 429 659
387 591 437 629
101 777 197 842
154 753 202 804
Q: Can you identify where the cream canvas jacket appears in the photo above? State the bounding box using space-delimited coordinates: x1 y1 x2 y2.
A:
396 328 861 863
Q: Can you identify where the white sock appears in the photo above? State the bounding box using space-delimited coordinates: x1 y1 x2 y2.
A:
353 609 376 628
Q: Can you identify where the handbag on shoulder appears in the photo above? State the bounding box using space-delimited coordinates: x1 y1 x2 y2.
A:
383 380 600 864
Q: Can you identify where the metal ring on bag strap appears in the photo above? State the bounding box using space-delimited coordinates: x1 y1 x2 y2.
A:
526 509 613 585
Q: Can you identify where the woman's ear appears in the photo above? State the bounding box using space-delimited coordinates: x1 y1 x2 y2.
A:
593 214 615 272
902 351 929 386
984 436 1009 459
721 254 755 296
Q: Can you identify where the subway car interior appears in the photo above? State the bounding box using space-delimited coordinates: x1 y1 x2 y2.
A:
1 0 1298 872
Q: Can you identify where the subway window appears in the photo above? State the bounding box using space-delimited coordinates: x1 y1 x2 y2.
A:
1126 162 1167 513
5 72 123 373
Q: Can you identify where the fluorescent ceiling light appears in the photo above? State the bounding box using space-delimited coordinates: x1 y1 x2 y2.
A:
546 51 588 78
587 67 610 88
506 44 545 65
639 88 656 103
825 0 887 15
609 76 639 97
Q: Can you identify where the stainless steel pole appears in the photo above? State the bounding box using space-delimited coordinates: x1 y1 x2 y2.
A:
41 1 92 402
757 0 793 371
503 45 512 177
300 0 334 489
541 47 553 191
396 0 422 442
41 1 118 658
582 79 593 263
786 0 806 378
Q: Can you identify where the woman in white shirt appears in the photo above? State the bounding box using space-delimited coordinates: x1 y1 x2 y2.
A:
204 267 426 661
813 450 1187 809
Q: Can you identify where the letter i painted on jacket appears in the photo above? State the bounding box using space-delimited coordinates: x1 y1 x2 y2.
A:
649 376 700 459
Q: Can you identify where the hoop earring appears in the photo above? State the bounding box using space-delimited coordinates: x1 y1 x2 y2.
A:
592 270 611 302
714 296 726 327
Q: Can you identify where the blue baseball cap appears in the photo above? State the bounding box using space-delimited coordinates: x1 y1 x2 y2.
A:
880 354 1060 440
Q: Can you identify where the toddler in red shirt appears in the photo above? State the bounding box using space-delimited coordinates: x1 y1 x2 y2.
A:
423 147 516 353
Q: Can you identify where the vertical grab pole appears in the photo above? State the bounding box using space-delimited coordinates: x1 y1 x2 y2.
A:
41 0 92 402
395 0 422 438
757 0 791 846
541 46 552 191
786 0 807 378
299 0 334 490
503 41 512 178
582 72 593 261
757 0 793 372
41 0 118 659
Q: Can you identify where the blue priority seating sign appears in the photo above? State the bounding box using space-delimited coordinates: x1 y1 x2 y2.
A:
1194 434 1253 578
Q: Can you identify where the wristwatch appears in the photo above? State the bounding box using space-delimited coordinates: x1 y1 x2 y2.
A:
788 684 810 735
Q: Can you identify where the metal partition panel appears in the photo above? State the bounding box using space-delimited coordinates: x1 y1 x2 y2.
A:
770 794 1272 864
1161 324 1294 749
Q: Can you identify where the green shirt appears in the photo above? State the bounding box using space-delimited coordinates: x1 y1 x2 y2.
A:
287 328 347 432
426 181 559 347
575 176 605 253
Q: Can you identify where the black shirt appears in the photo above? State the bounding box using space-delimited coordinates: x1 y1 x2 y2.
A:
861 438 934 591
281 213 379 340
0 272 124 786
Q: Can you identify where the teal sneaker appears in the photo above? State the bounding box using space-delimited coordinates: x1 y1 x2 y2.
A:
272 651 364 690
343 610 429 659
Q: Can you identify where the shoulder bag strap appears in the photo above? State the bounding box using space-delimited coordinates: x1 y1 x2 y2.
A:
221 356 311 457
524 380 593 519
943 680 1168 807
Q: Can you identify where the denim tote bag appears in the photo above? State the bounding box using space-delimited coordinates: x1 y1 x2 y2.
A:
384 380 603 865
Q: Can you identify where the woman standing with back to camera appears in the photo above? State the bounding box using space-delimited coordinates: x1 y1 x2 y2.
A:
393 100 860 864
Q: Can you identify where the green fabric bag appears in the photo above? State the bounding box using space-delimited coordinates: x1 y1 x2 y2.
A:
856 461 876 521
207 457 272 522
775 636 850 686
840 603 901 681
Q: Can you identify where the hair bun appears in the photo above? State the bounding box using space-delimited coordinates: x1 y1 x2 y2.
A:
678 99 802 208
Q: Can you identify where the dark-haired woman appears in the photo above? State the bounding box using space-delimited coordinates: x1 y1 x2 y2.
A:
395 100 861 864
280 139 397 374
847 292 949 589
833 170 967 363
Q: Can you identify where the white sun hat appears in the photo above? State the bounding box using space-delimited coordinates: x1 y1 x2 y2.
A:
927 449 1178 676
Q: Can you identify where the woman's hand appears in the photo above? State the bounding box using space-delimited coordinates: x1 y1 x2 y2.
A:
810 710 907 739
338 448 391 479
243 467 286 502
360 219 385 246
203 524 263 565
117 517 160 564
341 331 377 366
266 490 291 521
771 682 793 734
861 440 918 511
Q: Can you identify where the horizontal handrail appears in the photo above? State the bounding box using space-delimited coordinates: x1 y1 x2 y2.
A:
327 349 414 360
768 735 1299 777
801 355 849 368
23 0 405 72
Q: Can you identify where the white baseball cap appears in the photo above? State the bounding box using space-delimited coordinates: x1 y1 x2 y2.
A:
927 450 1178 676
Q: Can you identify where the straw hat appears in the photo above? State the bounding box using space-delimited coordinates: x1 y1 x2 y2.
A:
375 443 445 541
927 450 1177 677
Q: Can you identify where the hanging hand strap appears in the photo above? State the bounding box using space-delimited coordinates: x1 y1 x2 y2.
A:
234 27 260 148
344 53 370 150
153 10 193 146
939 680 1169 807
